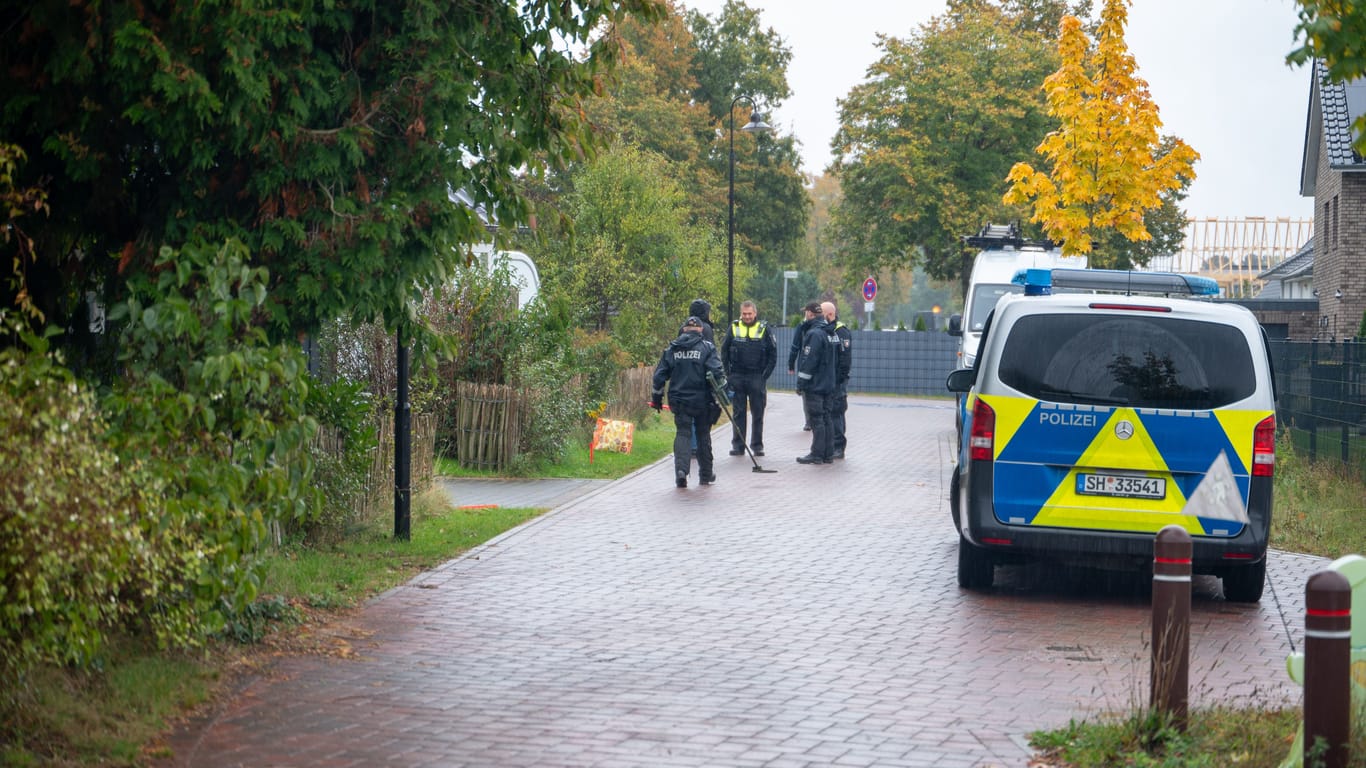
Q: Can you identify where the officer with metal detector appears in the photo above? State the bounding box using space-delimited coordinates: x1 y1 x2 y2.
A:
652 316 726 488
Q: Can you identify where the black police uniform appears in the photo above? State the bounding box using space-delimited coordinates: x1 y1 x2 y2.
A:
830 319 853 457
787 311 818 431
652 321 726 487
721 316 778 455
794 316 839 463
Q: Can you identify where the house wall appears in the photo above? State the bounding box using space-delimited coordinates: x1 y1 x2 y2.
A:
1314 128 1366 340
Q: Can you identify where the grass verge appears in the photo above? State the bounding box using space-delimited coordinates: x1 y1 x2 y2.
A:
437 408 685 480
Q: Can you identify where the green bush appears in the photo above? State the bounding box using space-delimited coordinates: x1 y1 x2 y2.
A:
914 315 927 331
301 375 376 543
101 240 318 647
514 355 590 467
0 319 156 678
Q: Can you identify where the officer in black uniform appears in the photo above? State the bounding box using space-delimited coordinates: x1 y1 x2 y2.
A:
787 301 821 431
680 298 715 344
721 300 778 457
652 316 727 488
822 301 853 459
794 308 838 464
677 298 714 454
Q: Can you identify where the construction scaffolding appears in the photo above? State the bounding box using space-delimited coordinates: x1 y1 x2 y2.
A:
1149 217 1314 298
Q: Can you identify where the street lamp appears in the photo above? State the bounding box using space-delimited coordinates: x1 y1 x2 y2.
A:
727 95 771 328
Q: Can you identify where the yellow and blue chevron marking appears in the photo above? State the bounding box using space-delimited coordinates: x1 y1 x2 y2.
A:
981 394 1272 538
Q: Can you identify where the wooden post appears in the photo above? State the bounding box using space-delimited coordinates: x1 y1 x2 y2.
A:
1151 525 1191 730
1304 569 1352 768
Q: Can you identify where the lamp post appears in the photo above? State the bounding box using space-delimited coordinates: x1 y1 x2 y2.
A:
727 95 771 328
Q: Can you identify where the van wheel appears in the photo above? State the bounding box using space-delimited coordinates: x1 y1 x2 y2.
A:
1221 560 1266 603
949 472 961 531
958 538 994 590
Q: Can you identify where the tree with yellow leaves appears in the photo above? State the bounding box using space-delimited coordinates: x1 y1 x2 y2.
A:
1003 0 1198 261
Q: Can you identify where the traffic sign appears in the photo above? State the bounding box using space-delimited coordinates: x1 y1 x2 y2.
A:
862 277 878 302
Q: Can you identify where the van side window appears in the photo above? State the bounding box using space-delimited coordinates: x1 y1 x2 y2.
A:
997 314 1256 409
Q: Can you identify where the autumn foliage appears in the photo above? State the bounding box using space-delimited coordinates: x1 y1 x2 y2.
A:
1003 0 1198 257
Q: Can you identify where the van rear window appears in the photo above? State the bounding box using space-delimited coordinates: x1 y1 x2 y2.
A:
997 314 1256 410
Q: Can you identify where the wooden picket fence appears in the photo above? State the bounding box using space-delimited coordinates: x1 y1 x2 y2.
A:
311 411 437 529
603 365 654 423
445 368 654 472
452 381 530 471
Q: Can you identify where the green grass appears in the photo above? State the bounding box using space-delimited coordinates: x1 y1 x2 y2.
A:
1270 432 1366 560
436 408 684 480
1030 707 1306 768
2 636 219 767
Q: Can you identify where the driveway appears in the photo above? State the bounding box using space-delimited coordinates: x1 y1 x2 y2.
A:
162 392 1318 767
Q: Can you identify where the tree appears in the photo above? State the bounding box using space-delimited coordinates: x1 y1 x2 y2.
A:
829 0 1062 298
0 0 666 345
1002 0 1198 261
1088 136 1192 269
1289 1 1366 154
584 6 720 225
539 145 723 362
688 1 808 321
687 1 792 124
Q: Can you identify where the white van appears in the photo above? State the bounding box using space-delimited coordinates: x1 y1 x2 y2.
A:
948 225 1085 438
948 224 1087 370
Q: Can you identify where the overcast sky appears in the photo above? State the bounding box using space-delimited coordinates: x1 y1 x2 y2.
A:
680 0 1315 220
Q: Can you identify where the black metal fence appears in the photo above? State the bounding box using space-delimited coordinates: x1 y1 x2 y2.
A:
1268 339 1366 480
767 326 958 396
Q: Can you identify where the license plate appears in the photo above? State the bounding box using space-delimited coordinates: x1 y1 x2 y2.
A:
1076 473 1166 499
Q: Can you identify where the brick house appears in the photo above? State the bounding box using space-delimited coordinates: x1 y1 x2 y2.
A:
1284 60 1366 341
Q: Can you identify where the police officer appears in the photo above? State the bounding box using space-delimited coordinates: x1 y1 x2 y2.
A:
822 301 853 459
678 297 715 455
794 306 838 464
680 298 715 344
787 301 821 431
721 300 778 457
652 316 727 488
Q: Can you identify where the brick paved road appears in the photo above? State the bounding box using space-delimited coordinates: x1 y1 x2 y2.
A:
163 392 1320 767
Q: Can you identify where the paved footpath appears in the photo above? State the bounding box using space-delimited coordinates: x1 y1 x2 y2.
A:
163 392 1321 767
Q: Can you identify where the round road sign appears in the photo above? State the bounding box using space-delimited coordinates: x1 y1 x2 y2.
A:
862 277 878 302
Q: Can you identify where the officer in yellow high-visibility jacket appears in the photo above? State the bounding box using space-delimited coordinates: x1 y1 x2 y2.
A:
721 300 778 456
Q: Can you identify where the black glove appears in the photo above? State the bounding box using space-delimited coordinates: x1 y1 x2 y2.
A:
650 395 662 412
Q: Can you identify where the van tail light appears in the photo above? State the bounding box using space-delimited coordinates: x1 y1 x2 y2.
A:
1252 415 1275 477
969 398 996 462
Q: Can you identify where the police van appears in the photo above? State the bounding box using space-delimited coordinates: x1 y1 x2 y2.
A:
945 268 1277 602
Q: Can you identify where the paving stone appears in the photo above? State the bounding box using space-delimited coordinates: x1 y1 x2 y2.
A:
159 393 1318 767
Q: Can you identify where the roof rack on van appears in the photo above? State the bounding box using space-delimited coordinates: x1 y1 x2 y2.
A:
962 222 1056 251
1011 267 1221 297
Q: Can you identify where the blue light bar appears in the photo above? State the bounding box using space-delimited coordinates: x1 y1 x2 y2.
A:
1011 267 1221 297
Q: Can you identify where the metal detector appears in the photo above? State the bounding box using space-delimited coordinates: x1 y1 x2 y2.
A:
707 372 777 473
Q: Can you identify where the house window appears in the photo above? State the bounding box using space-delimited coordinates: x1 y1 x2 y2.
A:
1332 194 1339 249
